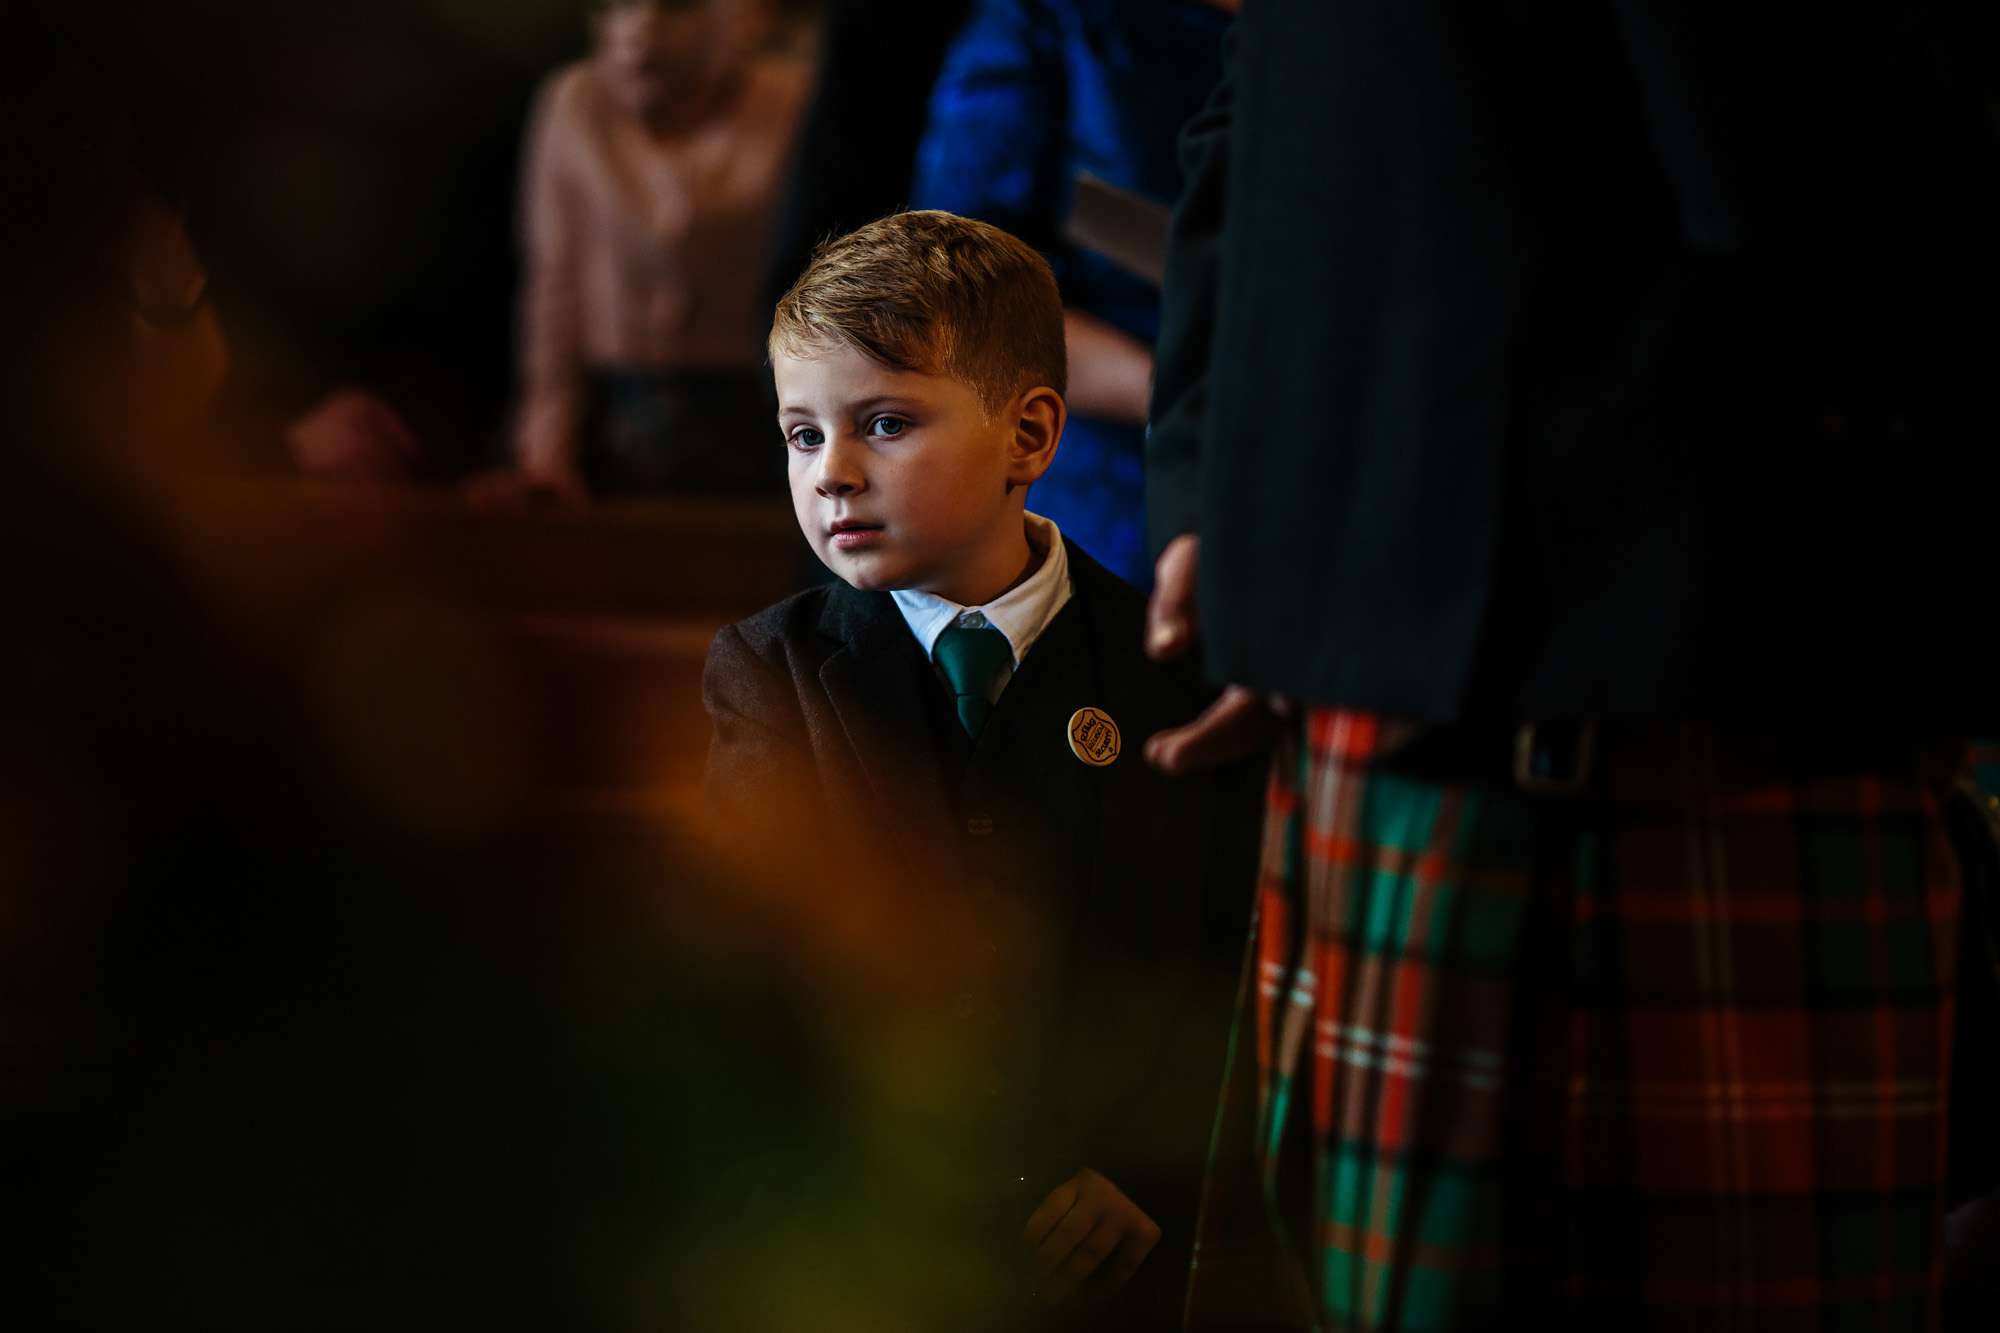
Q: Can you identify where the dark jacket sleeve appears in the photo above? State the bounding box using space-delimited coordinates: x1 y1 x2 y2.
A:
1608 2 1993 256
1143 26 1236 559
1604 1 2000 394
701 622 819 832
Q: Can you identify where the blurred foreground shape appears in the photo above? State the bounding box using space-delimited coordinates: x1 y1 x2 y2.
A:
166 479 806 832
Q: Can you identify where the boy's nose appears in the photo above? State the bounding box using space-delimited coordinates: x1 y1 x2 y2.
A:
813 440 866 498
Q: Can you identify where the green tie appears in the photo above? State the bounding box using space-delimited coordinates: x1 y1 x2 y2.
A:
933 622 1014 738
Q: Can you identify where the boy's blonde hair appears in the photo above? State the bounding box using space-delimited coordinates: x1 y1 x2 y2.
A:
769 210 1067 414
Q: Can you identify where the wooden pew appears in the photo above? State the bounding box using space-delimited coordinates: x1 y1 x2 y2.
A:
165 480 812 837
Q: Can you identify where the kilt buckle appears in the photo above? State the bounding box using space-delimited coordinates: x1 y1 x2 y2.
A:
1513 721 1597 796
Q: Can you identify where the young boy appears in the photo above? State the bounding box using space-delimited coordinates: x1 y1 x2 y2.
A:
703 211 1258 1325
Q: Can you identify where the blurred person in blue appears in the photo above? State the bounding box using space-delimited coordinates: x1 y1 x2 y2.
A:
911 0 1237 587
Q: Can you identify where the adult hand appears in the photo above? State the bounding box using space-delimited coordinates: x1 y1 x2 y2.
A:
1143 533 1284 775
1021 1167 1161 1306
1063 308 1155 426
1144 533 1202 661
286 389 422 480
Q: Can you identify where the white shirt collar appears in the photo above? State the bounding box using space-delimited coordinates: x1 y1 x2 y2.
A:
891 513 1073 667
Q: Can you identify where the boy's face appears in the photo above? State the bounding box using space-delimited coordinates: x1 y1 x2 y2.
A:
775 342 1060 605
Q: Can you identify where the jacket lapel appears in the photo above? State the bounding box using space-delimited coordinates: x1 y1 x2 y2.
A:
969 562 1107 922
1059 544 1150 926
814 586 957 862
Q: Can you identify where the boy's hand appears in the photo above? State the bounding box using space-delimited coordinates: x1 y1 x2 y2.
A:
1021 1167 1160 1306
1143 534 1286 775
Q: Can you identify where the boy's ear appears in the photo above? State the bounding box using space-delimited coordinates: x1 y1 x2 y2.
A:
1006 386 1065 487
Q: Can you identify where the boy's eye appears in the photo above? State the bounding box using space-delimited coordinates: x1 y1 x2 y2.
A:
868 415 910 439
788 426 825 450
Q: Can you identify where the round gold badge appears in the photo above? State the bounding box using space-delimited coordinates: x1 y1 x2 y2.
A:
1067 707 1121 767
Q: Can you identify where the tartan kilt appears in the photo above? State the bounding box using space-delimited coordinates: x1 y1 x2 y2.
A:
1186 710 1964 1331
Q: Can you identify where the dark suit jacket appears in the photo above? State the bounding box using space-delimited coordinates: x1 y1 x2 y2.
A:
703 541 1260 1324
1148 3 2000 726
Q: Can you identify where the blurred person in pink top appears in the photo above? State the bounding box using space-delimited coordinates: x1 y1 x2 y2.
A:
478 0 808 506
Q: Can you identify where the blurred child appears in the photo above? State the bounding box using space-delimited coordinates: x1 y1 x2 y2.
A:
488 0 806 505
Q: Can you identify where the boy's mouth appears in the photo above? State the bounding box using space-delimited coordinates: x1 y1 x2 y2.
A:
828 519 884 551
